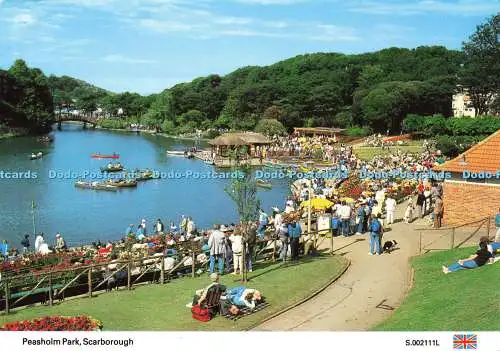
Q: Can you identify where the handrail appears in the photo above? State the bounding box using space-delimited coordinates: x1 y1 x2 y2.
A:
415 216 493 232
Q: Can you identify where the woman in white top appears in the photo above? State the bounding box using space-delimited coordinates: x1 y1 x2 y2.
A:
229 229 243 275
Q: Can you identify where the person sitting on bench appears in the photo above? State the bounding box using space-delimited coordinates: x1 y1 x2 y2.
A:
187 273 225 308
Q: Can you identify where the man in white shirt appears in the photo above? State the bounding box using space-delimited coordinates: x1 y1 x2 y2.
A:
385 196 397 225
339 202 352 236
208 224 226 274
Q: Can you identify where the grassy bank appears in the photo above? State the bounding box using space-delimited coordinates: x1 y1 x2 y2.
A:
1 255 348 331
374 248 499 331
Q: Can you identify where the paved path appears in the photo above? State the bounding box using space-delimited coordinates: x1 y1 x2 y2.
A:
254 204 423 331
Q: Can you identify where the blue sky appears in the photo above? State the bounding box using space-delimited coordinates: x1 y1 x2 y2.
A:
0 0 498 94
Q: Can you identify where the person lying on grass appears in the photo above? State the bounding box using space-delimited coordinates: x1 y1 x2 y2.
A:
442 239 493 274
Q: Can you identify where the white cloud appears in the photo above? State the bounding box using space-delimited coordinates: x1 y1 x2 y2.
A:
139 19 197 33
213 16 254 25
102 54 156 64
310 24 361 42
235 0 305 4
264 21 289 28
9 13 37 26
349 0 500 16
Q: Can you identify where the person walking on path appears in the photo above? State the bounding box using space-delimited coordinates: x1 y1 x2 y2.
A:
385 195 396 225
369 214 383 255
433 195 444 229
416 191 426 219
208 224 225 274
288 218 302 262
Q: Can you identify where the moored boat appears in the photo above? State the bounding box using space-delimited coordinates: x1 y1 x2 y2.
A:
101 163 124 172
256 179 272 189
166 150 184 156
134 170 154 181
105 179 137 188
74 180 118 191
92 153 120 159
30 152 43 160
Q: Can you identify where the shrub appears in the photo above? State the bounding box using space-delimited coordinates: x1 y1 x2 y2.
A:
345 126 372 137
254 118 287 136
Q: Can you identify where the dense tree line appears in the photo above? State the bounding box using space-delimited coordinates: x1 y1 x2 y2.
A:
0 60 54 134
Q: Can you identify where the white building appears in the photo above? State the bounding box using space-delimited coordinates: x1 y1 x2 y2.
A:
452 92 476 117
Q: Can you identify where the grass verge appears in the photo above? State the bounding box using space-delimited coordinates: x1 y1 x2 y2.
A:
1 255 348 331
374 247 500 331
354 145 422 160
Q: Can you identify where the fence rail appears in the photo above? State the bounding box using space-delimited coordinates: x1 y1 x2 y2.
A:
418 216 494 254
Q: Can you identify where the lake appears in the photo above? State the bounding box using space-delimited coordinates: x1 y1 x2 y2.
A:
0 124 290 248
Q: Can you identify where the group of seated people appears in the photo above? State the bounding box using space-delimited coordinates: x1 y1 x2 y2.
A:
187 273 264 318
442 236 499 274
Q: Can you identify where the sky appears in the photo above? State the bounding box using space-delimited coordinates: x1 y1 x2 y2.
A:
0 0 498 94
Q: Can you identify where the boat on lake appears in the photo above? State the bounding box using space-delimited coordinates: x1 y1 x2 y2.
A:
105 179 138 188
133 170 155 181
166 150 184 156
101 163 124 172
74 180 118 191
256 179 272 189
30 152 43 160
92 153 120 159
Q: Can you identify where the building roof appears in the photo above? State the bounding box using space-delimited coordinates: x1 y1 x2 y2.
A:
434 130 500 173
209 132 271 146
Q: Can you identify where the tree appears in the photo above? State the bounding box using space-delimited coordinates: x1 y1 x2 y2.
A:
225 166 260 282
460 14 500 116
254 119 287 136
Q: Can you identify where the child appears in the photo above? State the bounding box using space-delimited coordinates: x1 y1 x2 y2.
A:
404 200 414 224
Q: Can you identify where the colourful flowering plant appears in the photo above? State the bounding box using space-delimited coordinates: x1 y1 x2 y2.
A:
0 316 102 331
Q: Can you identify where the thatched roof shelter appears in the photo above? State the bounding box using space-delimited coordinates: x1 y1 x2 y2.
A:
209 132 271 146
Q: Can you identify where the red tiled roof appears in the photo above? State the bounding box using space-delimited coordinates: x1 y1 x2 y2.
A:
434 130 500 173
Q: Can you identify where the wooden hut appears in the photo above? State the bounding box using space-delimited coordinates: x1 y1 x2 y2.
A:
209 132 271 159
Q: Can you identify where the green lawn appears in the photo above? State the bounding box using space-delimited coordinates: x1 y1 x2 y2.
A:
354 145 423 160
1 255 348 331
374 248 499 331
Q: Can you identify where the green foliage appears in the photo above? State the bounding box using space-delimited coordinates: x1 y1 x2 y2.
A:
0 60 54 134
403 114 500 136
345 126 372 137
460 14 500 116
97 118 130 129
254 118 287 136
436 135 487 157
225 166 260 223
160 120 175 134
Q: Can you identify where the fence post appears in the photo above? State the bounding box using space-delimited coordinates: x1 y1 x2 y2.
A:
48 272 53 306
191 251 196 278
418 231 422 254
4 280 9 315
450 228 455 249
88 266 93 298
127 260 132 290
160 256 165 284
487 216 491 237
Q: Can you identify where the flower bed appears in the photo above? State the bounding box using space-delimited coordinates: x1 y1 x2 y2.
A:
0 315 102 331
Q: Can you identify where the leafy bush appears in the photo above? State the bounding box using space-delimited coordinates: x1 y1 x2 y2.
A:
345 126 372 137
254 118 287 136
98 118 130 129
403 114 500 137
436 135 487 157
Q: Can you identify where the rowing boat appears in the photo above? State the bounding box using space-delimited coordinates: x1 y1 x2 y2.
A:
74 181 118 191
256 179 272 189
92 153 120 159
105 179 137 188
166 150 184 156
30 152 43 160
101 164 124 172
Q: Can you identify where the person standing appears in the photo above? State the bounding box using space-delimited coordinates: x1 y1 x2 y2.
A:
385 195 397 225
433 195 444 228
229 228 243 275
356 202 366 234
339 201 351 236
155 219 164 234
208 224 225 274
288 218 302 262
34 232 44 252
369 214 383 255
186 217 196 238
257 209 268 239
180 215 188 235
21 234 30 253
416 191 426 219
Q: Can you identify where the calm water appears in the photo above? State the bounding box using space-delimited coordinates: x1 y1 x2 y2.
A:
0 124 290 248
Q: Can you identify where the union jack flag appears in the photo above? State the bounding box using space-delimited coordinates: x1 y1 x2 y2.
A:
453 334 477 349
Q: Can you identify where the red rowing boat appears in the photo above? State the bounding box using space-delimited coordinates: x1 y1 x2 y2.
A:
91 153 120 159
